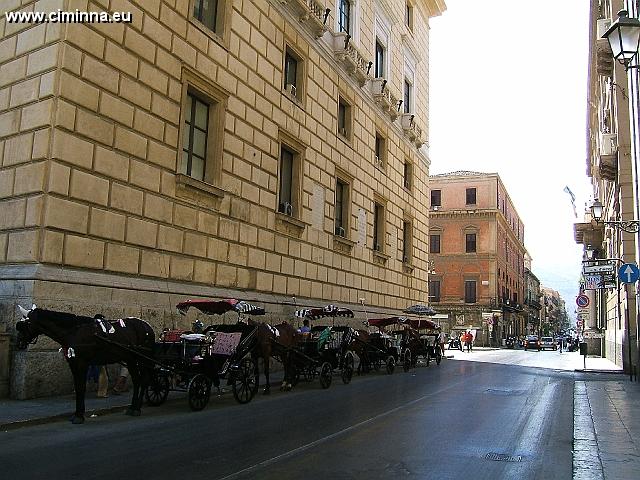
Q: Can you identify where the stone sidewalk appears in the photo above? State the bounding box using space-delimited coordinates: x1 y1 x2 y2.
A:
574 373 640 479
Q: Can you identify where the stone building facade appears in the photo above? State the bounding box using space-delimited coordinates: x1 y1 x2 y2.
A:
524 257 542 336
0 0 446 398
573 0 638 371
428 171 528 346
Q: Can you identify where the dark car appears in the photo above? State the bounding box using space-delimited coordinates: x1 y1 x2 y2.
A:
524 335 541 351
505 336 516 349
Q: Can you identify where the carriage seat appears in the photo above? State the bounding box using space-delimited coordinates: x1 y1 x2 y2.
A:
180 333 207 341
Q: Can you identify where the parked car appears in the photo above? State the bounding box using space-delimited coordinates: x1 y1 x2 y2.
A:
524 335 541 351
505 336 516 349
540 336 557 350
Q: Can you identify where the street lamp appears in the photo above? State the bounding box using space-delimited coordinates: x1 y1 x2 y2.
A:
602 10 640 71
590 199 640 233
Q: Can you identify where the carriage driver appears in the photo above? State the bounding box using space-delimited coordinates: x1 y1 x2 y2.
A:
299 319 311 333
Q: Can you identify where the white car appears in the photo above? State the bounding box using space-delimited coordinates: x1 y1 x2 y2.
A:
540 336 557 350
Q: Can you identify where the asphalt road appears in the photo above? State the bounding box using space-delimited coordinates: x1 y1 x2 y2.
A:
0 350 575 480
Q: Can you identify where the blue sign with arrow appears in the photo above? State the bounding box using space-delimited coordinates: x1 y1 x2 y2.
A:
618 263 640 284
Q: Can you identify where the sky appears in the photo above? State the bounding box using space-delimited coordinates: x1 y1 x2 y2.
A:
428 0 592 318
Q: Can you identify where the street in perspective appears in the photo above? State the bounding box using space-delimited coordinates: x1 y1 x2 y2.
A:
1 347 636 480
2 1 640 479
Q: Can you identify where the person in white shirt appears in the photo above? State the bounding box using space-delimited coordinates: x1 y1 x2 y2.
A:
438 331 447 356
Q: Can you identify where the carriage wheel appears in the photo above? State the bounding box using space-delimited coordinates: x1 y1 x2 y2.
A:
386 356 396 374
403 350 412 372
319 362 333 389
145 371 170 406
232 357 258 404
187 374 211 411
341 352 354 385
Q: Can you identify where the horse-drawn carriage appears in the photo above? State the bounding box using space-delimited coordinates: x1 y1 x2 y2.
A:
404 318 442 367
290 305 357 388
352 316 404 374
143 299 267 411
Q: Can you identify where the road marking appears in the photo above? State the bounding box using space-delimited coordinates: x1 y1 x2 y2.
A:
216 378 466 480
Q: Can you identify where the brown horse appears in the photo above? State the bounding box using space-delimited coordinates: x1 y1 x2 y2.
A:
250 320 301 393
15 306 155 424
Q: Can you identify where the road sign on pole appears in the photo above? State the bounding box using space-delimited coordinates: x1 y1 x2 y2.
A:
618 263 640 284
583 263 615 274
576 294 590 308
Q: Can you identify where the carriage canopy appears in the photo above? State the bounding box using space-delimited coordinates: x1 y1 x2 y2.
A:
402 304 437 316
294 304 354 320
176 299 266 316
367 316 408 329
405 318 441 330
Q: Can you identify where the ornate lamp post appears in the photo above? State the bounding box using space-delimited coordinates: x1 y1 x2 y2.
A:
590 199 640 233
602 10 640 71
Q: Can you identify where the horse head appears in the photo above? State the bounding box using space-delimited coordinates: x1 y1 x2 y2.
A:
15 304 39 350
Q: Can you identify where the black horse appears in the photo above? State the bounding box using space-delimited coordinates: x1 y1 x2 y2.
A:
15 306 155 424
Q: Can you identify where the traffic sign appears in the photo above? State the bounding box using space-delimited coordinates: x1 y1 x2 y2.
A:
583 263 615 274
619 263 640 284
576 294 590 308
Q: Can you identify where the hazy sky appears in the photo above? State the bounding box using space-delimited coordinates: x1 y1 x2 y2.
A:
428 0 592 316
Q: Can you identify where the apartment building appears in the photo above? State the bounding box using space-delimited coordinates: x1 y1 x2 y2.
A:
573 0 639 370
524 253 542 336
0 0 446 398
428 171 527 346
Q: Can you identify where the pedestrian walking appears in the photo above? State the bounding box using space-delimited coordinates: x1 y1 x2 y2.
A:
558 336 563 353
438 331 446 356
465 331 474 352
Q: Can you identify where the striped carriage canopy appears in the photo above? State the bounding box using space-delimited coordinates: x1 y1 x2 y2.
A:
367 316 408 330
402 304 437 317
176 299 265 316
294 304 355 320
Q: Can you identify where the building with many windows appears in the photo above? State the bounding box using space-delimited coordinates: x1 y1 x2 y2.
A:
0 1 446 397
428 171 528 346
524 253 542 336
573 0 639 370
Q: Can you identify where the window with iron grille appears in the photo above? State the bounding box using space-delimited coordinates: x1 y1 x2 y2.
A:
181 92 209 181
